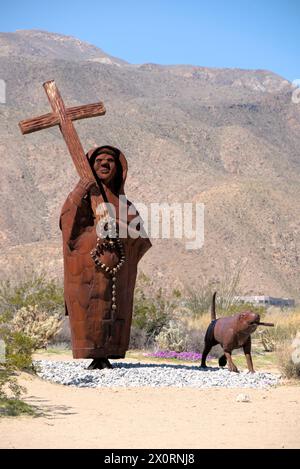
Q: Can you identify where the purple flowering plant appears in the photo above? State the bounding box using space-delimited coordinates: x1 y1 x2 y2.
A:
144 350 213 361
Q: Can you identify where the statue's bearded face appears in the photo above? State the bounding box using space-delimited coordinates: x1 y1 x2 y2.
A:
93 153 117 184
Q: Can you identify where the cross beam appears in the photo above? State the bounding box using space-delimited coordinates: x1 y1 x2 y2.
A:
19 80 106 180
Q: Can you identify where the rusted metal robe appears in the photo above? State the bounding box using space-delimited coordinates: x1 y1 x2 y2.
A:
60 146 151 359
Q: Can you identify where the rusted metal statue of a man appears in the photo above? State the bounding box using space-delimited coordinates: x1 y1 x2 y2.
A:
60 145 151 368
19 81 151 369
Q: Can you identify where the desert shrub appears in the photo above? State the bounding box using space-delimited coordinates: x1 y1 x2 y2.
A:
259 329 275 352
0 355 36 416
184 286 265 319
0 272 64 318
0 303 35 415
0 309 34 372
225 303 265 316
258 308 300 352
3 332 34 370
0 329 35 416
0 272 64 415
51 317 71 345
154 319 222 358
259 309 300 379
129 326 148 350
132 291 172 346
276 332 300 379
10 305 62 350
184 261 245 317
183 327 206 354
0 272 64 349
155 320 188 352
184 286 214 317
132 274 178 347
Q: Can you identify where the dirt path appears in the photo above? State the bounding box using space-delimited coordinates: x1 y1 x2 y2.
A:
0 361 299 449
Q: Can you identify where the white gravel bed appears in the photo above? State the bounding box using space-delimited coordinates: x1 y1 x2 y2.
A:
34 360 281 389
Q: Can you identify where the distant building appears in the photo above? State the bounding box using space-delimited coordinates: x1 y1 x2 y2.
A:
234 295 295 308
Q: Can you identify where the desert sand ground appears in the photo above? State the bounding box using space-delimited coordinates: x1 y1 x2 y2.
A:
0 353 299 449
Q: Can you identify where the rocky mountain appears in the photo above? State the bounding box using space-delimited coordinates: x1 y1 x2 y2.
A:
0 30 299 300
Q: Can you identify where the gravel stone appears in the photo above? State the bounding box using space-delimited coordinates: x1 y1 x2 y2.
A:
34 360 281 389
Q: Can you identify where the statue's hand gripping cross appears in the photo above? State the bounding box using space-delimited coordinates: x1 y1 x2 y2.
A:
19 80 106 181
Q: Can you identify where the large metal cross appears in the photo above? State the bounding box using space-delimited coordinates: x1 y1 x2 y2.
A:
19 80 106 180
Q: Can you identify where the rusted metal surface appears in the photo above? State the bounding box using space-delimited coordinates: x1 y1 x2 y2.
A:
19 102 105 134
19 80 105 181
19 83 151 361
60 146 151 359
201 292 270 373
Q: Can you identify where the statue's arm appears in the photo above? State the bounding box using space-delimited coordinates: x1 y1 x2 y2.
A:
68 178 95 206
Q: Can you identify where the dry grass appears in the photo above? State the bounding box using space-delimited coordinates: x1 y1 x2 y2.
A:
182 312 211 331
264 307 300 329
259 308 300 350
258 308 300 379
276 340 300 379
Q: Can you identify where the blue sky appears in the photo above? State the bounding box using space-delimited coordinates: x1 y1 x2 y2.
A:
0 0 299 81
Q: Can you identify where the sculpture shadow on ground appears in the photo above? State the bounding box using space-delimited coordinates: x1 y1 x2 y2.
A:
86 361 222 372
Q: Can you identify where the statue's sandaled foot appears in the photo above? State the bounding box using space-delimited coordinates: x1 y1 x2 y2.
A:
88 358 113 370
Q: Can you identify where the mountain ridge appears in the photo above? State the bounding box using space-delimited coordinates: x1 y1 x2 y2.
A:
0 30 299 300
